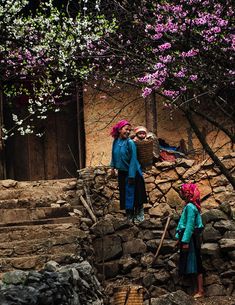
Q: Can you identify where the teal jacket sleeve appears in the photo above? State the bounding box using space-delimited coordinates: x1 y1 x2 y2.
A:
181 204 196 243
128 140 138 178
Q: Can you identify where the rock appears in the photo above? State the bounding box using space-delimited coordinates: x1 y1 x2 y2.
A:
52 203 64 210
228 250 235 260
73 208 83 216
2 270 28 285
149 285 168 298
202 209 228 224
182 164 201 179
56 199 67 205
140 253 155 267
146 183 157 192
219 239 235 251
149 290 195 305
155 161 175 169
203 224 222 242
143 273 157 288
112 217 133 230
81 217 93 226
214 220 235 233
145 176 155 183
1 180 17 188
118 255 138 273
149 203 172 217
154 270 171 283
96 261 119 279
44 261 59 272
219 202 232 217
176 159 195 168
197 181 212 199
175 166 187 176
117 226 139 242
166 188 184 209
93 235 122 262
102 186 113 198
149 188 164 203
91 219 114 236
206 284 225 296
202 197 219 210
204 274 221 286
123 239 147 255
139 219 163 229
158 182 172 194
201 243 220 256
158 170 178 181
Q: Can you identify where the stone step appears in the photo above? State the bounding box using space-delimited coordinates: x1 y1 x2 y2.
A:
0 178 77 190
0 235 80 258
0 206 74 224
0 197 80 209
0 253 79 275
0 179 77 202
0 216 80 228
0 223 83 243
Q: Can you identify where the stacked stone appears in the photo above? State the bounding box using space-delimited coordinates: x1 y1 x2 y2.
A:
91 207 235 300
76 153 235 299
77 153 235 220
0 258 104 305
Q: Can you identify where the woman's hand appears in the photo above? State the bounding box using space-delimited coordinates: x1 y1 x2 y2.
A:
110 168 116 178
182 243 189 250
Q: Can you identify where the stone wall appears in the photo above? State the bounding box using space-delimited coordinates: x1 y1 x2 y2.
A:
77 153 235 300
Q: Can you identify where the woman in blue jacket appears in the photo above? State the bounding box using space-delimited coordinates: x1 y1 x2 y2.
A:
110 120 147 222
175 183 204 298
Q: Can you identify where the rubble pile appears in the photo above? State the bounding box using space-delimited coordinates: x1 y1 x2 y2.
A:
0 258 104 305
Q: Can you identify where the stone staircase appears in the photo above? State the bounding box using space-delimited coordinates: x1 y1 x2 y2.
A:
0 178 87 277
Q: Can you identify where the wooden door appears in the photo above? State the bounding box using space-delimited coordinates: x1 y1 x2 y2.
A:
4 94 84 181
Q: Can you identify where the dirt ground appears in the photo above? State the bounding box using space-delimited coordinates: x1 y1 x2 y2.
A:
195 296 235 305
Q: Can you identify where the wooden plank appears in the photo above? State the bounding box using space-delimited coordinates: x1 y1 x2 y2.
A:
11 134 29 181
76 84 86 169
0 90 6 179
56 98 78 178
44 115 58 180
28 134 45 180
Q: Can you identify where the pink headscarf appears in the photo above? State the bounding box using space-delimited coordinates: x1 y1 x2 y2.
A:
110 120 130 138
181 183 201 211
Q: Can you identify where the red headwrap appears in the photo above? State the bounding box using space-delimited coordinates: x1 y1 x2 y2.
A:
110 120 130 138
181 183 201 211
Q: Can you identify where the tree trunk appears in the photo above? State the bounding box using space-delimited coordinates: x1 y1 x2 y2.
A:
185 110 235 189
145 91 157 134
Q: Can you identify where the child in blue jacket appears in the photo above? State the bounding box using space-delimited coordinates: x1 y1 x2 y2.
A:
175 183 204 298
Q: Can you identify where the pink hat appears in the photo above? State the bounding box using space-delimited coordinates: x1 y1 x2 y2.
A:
110 120 130 138
134 126 147 134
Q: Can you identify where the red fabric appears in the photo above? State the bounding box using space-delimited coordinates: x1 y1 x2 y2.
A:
110 120 130 138
159 151 176 161
181 183 201 211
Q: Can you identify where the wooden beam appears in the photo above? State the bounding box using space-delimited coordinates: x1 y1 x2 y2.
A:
76 83 86 169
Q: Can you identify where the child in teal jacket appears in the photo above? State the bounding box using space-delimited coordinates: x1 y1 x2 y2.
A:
175 183 204 298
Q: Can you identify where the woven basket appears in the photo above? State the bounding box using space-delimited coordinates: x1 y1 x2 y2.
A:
113 285 144 305
135 140 153 170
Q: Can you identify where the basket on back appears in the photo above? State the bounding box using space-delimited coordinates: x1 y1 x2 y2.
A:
135 140 153 170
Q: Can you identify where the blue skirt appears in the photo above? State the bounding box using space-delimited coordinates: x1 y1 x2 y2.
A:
118 170 147 211
178 231 203 275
